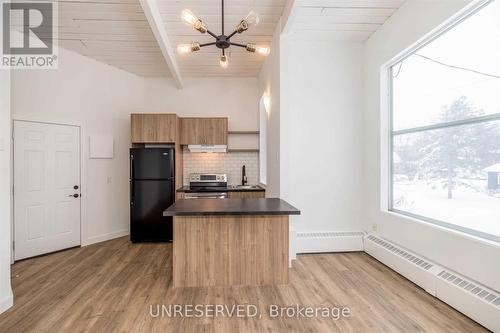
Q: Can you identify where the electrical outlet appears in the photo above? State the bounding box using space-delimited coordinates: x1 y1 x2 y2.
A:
107 176 112 184
372 224 378 232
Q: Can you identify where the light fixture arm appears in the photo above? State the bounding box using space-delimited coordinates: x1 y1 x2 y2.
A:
206 29 218 39
199 42 216 47
227 30 238 39
230 42 246 48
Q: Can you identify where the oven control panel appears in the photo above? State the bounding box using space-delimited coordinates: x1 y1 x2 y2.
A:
189 173 227 183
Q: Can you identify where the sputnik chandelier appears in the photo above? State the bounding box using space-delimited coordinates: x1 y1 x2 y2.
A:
177 0 270 68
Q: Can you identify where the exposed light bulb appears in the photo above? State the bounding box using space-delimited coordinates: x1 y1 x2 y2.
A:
235 11 260 33
177 42 200 54
245 44 270 56
245 43 256 52
244 11 260 27
220 55 228 68
177 44 191 54
181 9 207 33
256 46 270 56
181 9 198 25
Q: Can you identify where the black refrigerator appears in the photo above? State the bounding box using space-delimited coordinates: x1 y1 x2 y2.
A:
130 148 175 242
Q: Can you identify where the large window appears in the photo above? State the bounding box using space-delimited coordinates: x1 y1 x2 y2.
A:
389 0 500 242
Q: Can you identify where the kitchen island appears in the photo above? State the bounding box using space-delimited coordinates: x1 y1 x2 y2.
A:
163 198 300 287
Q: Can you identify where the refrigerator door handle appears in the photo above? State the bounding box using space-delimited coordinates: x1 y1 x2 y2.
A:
130 155 135 203
131 182 135 204
170 149 175 179
130 154 134 179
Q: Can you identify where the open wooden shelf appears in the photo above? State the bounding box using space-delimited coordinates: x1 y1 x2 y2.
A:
227 149 260 153
228 130 260 135
227 130 259 153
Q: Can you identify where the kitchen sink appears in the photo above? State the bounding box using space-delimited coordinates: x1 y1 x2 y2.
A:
233 185 260 189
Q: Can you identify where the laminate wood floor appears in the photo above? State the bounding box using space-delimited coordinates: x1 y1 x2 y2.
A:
0 237 489 332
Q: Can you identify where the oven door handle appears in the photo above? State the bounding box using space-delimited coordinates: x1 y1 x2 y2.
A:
184 192 228 199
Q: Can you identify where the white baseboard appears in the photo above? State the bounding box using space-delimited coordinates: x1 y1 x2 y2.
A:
296 231 365 253
0 292 13 314
364 233 438 293
85 229 129 246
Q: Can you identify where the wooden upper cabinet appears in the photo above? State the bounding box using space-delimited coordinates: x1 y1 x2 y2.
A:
180 118 228 145
131 114 178 143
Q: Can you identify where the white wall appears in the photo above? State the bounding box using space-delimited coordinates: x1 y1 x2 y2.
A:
143 77 259 131
11 46 145 245
258 22 281 197
281 38 365 235
11 46 260 246
364 0 500 291
0 69 13 314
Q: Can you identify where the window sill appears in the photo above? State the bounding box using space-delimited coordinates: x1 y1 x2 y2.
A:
381 209 500 248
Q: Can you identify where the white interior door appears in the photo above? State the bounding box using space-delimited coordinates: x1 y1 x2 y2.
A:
14 121 81 260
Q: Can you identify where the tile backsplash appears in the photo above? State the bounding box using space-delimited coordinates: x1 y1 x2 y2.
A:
183 147 259 186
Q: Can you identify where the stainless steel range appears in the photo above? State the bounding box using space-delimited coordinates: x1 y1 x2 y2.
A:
185 173 228 199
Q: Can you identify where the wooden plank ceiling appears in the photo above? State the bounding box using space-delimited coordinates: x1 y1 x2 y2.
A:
290 0 405 41
36 0 284 78
46 0 172 77
14 0 403 78
160 0 285 77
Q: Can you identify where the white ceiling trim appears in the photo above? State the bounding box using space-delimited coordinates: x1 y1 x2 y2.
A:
281 0 299 34
140 0 184 88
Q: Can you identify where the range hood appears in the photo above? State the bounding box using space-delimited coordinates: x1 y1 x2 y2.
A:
188 145 227 153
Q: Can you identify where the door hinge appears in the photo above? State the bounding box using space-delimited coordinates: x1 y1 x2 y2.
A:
12 241 15 251
12 185 14 196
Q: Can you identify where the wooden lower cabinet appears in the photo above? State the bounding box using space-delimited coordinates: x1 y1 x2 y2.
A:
228 191 265 199
173 215 289 287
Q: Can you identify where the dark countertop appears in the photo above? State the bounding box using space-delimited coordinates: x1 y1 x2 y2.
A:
163 198 300 216
176 185 265 193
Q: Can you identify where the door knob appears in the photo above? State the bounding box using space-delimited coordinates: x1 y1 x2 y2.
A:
68 194 79 198
74 185 79 190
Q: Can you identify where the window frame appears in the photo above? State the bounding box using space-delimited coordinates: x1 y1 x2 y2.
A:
387 0 500 243
259 94 268 186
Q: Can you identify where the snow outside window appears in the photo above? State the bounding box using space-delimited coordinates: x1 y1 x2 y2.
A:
389 1 500 242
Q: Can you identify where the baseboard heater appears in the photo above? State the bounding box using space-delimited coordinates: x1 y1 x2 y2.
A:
364 233 500 332
296 231 365 253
